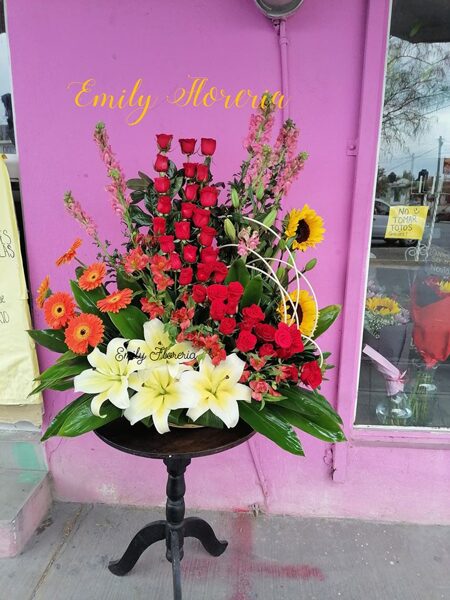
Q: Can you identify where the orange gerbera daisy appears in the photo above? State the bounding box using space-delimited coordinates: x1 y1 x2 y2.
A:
43 292 76 329
55 238 82 267
97 288 133 313
78 262 106 291
64 313 104 354
36 275 50 308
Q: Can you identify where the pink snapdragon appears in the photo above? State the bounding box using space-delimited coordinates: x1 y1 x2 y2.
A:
63 192 98 238
273 152 308 199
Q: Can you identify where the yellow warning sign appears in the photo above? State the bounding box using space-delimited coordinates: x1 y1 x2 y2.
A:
385 205 429 240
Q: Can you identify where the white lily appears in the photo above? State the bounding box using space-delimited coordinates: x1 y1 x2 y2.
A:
124 366 195 433
180 354 251 429
128 318 196 377
74 338 145 417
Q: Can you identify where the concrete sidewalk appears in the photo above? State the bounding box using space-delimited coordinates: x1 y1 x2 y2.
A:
0 502 448 600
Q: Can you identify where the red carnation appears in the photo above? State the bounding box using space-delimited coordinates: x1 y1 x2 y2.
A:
184 184 199 202
192 284 207 303
198 226 217 247
274 322 292 349
157 196 171 214
200 186 219 208
183 244 198 263
254 323 276 342
200 247 219 264
219 317 236 335
201 138 217 156
183 162 198 178
196 164 209 182
159 235 175 254
192 207 210 228
227 281 244 303
169 252 182 270
242 304 265 323
181 202 195 219
210 300 227 321
154 154 169 172
179 267 193 285
174 221 191 240
207 284 228 302
258 343 275 357
153 216 166 235
179 138 196 155
156 133 173 151
154 177 170 194
197 263 213 282
212 261 228 283
300 361 322 389
236 330 257 353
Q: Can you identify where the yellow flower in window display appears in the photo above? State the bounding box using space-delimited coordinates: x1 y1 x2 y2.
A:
124 366 194 433
277 289 317 337
128 318 196 377
438 280 450 295
74 338 146 417
285 205 325 251
365 296 400 316
180 354 251 429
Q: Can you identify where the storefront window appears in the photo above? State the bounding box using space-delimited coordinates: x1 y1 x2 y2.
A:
0 1 15 154
355 4 450 428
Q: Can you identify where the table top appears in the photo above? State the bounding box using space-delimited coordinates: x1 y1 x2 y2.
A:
95 418 255 459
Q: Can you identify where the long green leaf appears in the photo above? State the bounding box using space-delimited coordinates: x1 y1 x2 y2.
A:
313 305 341 339
27 329 68 353
239 402 304 456
225 258 250 287
70 280 106 318
271 405 346 443
108 305 148 339
36 356 88 382
279 385 343 426
240 276 263 308
116 270 144 292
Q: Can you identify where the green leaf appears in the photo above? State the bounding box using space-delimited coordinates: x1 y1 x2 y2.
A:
28 329 68 353
240 276 263 308
127 178 148 191
70 280 106 318
128 205 153 227
239 402 304 456
278 385 343 426
36 356 88 382
225 258 250 287
171 176 184 196
42 394 122 441
270 405 346 443
108 305 148 339
313 305 341 339
116 270 143 292
191 410 224 429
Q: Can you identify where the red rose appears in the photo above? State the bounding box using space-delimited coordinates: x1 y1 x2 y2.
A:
201 138 217 156
159 235 175 253
179 267 193 285
242 304 265 323
181 202 195 219
236 330 257 353
156 196 171 214
200 247 219 264
179 138 196 155
156 133 173 151
183 244 198 263
286 365 299 382
192 207 210 228
154 154 169 172
183 162 198 178
227 281 244 303
258 343 275 357
289 324 304 354
184 184 199 201
154 177 170 194
239 320 255 331
200 186 219 208
300 361 322 389
225 300 239 315
212 261 228 283
192 284 207 303
198 226 217 247
196 164 209 182
153 216 166 235
274 322 292 349
254 323 276 342
219 317 236 335
169 252 182 270
210 300 227 321
196 263 213 282
174 221 191 240
207 284 228 302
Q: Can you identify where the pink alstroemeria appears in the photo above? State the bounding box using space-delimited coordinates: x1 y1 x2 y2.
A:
237 227 260 257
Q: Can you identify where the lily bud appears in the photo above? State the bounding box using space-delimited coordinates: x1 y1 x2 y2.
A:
224 218 237 241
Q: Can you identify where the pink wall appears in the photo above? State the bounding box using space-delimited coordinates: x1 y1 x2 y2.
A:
7 0 450 523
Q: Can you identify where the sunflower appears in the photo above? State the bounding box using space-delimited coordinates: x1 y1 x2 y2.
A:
365 296 400 316
97 288 133 313
277 289 317 337
55 238 82 267
285 205 325 251
43 292 76 329
65 313 105 354
78 262 106 291
36 275 50 308
438 280 450 295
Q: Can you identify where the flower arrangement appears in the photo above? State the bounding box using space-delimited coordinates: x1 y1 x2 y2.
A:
364 294 409 339
29 100 344 455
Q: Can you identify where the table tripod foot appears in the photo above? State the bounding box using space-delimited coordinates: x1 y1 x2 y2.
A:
183 516 228 557
108 520 166 576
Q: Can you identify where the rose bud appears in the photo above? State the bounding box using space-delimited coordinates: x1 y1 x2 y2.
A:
179 138 197 155
154 176 170 194
196 263 212 282
156 196 172 214
192 207 210 228
192 284 207 303
153 216 166 235
154 153 169 173
156 133 173 151
179 267 193 285
181 202 195 219
200 186 219 208
183 162 198 178
201 138 217 156
169 252 182 270
174 221 191 240
184 184 199 202
198 226 217 247
200 247 219 264
159 235 175 253
183 244 198 263
196 164 209 182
